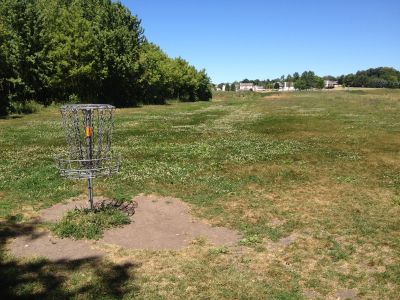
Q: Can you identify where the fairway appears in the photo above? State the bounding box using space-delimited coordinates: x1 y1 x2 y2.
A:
1 90 400 299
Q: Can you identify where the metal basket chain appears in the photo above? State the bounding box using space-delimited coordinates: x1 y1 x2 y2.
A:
55 104 120 180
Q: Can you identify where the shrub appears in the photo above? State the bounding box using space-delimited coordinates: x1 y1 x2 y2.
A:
9 100 43 114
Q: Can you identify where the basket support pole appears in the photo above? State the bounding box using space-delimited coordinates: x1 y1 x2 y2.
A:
85 109 94 209
88 177 94 210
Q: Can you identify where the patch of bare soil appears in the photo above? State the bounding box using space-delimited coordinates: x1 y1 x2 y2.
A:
8 195 240 261
335 288 358 300
9 228 104 261
263 94 289 100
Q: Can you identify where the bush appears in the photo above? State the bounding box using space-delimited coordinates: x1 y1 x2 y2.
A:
9 100 43 114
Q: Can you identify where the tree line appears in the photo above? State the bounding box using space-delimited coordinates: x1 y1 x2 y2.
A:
218 71 324 91
218 67 400 91
338 67 400 88
0 0 212 116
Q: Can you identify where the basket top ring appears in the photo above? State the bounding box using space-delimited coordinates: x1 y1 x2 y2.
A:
60 104 115 112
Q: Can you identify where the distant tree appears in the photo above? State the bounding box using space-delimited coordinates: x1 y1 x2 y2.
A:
138 42 173 104
266 82 274 89
225 83 230 91
293 72 300 82
300 71 314 89
341 67 400 88
230 83 236 91
292 71 324 89
273 82 280 89
343 74 355 87
353 74 368 87
194 69 212 100
323 75 337 81
315 77 324 89
294 79 308 90
368 77 388 88
337 75 345 85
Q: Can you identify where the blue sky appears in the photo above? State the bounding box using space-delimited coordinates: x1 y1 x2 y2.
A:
122 0 400 83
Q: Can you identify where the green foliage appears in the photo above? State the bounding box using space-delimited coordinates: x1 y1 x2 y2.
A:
239 235 262 246
51 206 130 240
294 71 324 90
208 246 229 255
0 0 212 115
9 100 43 114
138 43 212 103
340 67 400 88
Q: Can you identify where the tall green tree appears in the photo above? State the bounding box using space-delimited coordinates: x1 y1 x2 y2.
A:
0 0 212 115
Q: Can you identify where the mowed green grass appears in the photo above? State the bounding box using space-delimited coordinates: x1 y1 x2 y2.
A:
1 89 400 299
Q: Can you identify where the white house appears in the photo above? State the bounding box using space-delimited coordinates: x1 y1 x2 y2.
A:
254 85 266 92
324 80 338 89
239 82 254 91
279 82 295 91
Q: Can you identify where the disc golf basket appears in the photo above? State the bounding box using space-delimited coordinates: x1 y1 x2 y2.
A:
55 104 121 209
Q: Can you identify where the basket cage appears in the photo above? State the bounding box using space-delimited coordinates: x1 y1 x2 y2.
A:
56 104 120 179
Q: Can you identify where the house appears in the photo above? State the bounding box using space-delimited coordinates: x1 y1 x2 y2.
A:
279 82 295 91
239 82 254 91
254 85 266 92
324 80 338 89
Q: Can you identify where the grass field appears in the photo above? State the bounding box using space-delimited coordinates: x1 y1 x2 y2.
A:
1 89 400 299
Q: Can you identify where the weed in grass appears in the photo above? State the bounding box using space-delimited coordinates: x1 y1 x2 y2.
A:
393 196 400 206
240 257 252 264
51 206 130 240
239 235 262 246
190 236 207 246
254 245 266 252
208 246 229 255
328 238 355 262
5 213 23 223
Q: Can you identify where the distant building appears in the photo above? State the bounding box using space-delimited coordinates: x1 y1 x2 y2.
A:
254 85 266 92
324 80 338 89
279 82 295 91
239 82 254 91
222 84 226 91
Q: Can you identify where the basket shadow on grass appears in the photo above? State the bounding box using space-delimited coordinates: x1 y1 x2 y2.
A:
0 220 140 299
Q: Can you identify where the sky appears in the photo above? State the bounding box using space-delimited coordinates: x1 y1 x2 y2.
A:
122 0 400 83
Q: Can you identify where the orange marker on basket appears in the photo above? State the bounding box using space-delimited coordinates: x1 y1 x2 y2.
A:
85 126 92 137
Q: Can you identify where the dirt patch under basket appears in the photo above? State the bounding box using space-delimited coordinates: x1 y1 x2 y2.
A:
8 195 240 261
